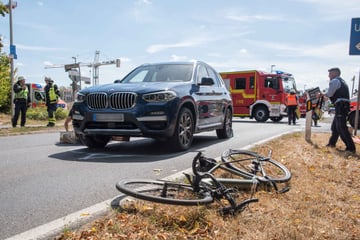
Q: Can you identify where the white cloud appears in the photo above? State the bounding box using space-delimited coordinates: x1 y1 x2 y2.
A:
146 38 209 54
16 44 67 52
170 54 188 61
226 14 282 22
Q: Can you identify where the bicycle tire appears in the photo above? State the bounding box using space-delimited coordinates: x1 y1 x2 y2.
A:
221 149 291 183
116 179 213 206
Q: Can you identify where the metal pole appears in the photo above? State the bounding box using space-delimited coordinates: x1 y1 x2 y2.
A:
354 70 360 136
305 91 312 142
9 0 15 117
271 64 275 73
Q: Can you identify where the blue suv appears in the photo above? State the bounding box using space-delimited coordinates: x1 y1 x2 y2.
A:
72 60 233 151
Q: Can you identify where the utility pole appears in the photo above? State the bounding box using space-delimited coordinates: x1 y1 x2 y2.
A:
270 64 276 73
8 0 17 117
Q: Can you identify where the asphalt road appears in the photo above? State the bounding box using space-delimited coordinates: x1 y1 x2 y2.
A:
0 116 331 239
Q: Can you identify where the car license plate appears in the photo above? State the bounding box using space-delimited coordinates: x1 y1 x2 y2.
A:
93 113 124 122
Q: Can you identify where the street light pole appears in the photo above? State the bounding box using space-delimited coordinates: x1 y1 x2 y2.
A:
270 64 276 73
9 0 15 117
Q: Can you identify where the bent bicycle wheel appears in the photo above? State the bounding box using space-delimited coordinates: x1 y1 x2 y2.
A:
116 179 213 206
221 149 291 183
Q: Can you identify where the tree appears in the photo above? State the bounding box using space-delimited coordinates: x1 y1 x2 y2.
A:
0 1 9 17
0 0 11 113
0 54 11 113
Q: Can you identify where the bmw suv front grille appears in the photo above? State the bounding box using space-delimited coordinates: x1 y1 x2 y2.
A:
87 92 137 110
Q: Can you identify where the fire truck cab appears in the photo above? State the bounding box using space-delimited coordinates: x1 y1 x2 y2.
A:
220 70 297 122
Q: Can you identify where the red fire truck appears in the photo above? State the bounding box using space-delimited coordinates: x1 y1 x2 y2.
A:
219 70 298 122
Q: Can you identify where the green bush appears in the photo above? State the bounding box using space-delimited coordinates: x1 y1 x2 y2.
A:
55 107 68 120
26 106 69 120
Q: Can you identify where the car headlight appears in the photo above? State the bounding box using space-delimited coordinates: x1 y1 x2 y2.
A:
76 92 86 102
143 91 177 103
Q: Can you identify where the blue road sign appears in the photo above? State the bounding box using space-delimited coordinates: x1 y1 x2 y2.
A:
349 18 360 55
10 44 17 59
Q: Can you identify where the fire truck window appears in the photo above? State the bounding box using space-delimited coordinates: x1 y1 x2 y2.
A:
250 77 255 89
265 77 278 89
235 78 246 89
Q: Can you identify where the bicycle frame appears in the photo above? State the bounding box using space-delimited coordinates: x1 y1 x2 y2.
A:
191 151 290 193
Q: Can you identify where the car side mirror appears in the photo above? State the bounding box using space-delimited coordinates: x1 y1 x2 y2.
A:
200 77 214 86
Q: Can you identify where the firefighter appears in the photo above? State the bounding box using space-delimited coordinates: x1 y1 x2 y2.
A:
12 76 31 127
285 89 299 125
44 77 60 127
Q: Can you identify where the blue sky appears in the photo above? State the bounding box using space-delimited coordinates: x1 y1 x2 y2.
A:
1 0 360 92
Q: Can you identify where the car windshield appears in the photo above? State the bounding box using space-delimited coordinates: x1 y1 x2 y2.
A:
122 64 193 83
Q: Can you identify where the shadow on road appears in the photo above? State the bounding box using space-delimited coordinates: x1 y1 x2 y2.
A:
49 134 230 163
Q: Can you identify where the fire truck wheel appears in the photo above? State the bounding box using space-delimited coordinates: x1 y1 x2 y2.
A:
253 106 269 122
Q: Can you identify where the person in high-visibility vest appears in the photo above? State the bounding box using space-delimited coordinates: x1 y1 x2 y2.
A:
285 89 299 125
44 77 60 127
12 76 31 127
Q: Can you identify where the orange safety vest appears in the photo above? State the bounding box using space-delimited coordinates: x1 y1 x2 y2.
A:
286 94 298 106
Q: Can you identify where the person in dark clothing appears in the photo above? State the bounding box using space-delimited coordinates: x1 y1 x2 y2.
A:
323 67 355 153
44 77 60 127
12 76 31 127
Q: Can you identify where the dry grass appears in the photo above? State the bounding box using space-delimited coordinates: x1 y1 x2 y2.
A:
0 113 66 136
55 132 360 240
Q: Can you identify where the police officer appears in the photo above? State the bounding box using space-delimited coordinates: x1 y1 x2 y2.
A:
12 76 31 127
324 67 355 153
44 77 60 127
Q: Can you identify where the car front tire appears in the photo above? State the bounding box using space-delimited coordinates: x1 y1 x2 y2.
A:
216 107 233 139
170 107 194 151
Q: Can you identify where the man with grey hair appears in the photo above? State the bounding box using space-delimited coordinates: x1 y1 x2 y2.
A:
323 67 355 153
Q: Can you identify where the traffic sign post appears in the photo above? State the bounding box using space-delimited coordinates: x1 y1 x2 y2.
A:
349 18 360 136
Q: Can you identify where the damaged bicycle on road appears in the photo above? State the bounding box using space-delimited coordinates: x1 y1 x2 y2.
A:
116 148 292 215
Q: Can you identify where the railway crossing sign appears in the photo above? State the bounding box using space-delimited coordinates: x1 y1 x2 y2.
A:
349 18 360 55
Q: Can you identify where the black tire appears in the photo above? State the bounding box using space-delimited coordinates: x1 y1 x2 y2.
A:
216 107 233 139
221 149 291 183
116 179 213 206
80 135 110 148
348 111 360 129
253 105 269 122
170 107 194 151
